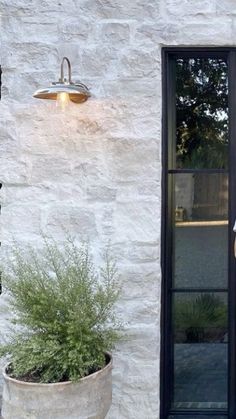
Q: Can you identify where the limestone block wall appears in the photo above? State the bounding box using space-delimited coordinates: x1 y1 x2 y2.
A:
0 0 236 418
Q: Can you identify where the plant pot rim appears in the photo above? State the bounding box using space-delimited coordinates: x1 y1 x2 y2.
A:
2 352 112 387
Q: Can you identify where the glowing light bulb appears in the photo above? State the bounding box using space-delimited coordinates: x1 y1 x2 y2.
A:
56 92 70 110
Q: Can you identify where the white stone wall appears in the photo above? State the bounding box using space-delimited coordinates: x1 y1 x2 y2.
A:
0 0 235 418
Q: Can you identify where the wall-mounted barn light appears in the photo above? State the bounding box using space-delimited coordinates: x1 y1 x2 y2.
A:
33 57 90 108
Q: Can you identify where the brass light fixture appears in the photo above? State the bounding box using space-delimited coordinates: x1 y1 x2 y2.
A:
33 57 90 106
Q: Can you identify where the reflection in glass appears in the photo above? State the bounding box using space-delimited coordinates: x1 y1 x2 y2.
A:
173 293 228 409
174 293 228 343
175 58 228 169
173 173 228 288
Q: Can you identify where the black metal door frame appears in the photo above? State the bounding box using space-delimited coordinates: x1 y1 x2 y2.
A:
160 47 236 419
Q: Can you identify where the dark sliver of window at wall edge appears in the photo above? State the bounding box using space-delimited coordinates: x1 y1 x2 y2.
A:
0 66 2 100
0 183 2 294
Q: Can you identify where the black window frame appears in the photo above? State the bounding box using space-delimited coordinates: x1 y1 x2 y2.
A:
160 47 236 419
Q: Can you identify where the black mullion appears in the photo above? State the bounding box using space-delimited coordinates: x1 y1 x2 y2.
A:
169 409 228 416
171 288 228 293
167 53 177 416
163 46 230 58
168 169 228 174
160 47 171 419
161 50 178 419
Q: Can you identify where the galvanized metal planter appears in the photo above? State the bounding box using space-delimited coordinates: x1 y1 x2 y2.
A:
2 353 112 419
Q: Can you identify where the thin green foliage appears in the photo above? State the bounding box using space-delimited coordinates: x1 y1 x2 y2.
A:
0 237 121 383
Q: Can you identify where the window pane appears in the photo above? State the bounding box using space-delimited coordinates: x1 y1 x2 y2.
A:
175 57 228 169
172 293 228 409
172 173 228 288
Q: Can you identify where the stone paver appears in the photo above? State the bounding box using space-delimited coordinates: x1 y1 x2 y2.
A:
174 343 227 408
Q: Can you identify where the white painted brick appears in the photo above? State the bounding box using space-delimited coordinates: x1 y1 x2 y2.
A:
135 22 181 45
175 19 233 45
30 156 72 184
77 0 161 21
216 0 236 14
165 0 216 16
59 18 92 42
87 185 117 202
1 205 41 238
80 46 119 78
98 22 131 47
106 138 160 181
1 16 59 43
44 206 98 240
0 158 30 184
113 201 160 242
2 43 59 71
119 48 160 78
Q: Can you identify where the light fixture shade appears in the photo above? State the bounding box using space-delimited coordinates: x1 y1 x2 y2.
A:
33 82 90 103
33 57 90 103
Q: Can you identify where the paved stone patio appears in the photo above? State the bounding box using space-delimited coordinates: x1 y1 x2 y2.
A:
174 343 227 410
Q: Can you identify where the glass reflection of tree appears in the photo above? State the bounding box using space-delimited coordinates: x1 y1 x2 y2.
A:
176 58 228 169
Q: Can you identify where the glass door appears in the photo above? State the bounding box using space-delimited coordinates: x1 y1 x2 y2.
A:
161 49 236 419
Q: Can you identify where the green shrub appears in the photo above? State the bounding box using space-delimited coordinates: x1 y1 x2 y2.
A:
0 237 121 383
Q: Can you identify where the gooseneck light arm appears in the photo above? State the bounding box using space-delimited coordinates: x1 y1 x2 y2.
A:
60 57 72 84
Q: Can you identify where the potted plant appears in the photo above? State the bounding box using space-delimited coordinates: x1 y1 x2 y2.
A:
0 238 121 419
